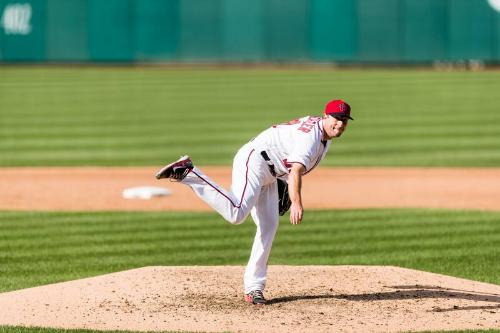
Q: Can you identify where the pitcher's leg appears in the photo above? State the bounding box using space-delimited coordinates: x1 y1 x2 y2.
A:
244 182 279 294
181 147 260 224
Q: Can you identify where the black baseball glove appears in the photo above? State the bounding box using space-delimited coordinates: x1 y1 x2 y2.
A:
277 179 292 216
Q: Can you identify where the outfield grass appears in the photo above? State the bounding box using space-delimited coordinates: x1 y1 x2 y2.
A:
1 67 500 167
0 209 498 292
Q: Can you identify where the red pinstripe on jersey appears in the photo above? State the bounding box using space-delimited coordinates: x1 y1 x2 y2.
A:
191 149 255 208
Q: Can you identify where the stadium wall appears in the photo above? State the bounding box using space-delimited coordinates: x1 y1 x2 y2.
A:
0 0 499 63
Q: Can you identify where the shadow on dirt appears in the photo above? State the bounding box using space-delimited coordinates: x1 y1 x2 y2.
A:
267 284 500 312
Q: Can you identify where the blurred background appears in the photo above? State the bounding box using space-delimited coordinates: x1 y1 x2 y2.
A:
1 0 499 167
1 0 500 64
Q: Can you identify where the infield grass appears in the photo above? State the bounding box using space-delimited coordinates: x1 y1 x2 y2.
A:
0 209 498 292
1 67 500 167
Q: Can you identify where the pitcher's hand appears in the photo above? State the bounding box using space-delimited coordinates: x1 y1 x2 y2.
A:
290 202 303 225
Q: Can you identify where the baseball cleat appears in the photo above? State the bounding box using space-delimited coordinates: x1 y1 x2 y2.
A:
155 155 194 181
244 290 267 305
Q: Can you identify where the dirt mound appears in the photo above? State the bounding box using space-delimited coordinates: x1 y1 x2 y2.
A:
0 266 498 332
1 167 500 211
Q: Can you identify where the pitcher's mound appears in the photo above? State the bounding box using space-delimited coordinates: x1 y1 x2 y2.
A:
0 266 498 333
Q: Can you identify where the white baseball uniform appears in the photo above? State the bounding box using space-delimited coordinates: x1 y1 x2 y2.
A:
181 115 331 293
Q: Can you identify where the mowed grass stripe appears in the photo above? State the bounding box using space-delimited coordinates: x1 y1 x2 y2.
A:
2 137 498 158
2 122 498 143
0 231 251 256
289 237 497 260
1 68 499 167
0 209 498 293
0 208 494 238
3 222 495 260
1 67 498 84
0 207 495 230
2 147 500 167
1 215 494 244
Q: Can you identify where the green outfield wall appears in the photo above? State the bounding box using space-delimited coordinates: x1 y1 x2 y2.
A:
1 0 500 63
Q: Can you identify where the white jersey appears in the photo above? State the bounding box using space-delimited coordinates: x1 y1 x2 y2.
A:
251 115 331 179
177 115 333 294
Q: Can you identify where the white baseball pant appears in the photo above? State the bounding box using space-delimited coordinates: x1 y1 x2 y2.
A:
181 142 279 293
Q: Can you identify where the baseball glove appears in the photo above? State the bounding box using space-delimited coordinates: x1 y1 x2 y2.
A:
277 179 291 216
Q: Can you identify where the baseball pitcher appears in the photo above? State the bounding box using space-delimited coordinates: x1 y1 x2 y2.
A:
156 99 353 305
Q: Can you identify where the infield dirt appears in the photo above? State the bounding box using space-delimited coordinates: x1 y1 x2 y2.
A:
0 266 499 333
1 166 500 211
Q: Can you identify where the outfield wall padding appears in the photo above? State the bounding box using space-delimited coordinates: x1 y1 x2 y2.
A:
1 0 499 63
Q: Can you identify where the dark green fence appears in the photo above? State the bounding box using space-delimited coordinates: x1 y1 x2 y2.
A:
1 0 499 63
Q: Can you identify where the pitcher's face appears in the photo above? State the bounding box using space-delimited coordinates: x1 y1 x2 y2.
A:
324 116 349 139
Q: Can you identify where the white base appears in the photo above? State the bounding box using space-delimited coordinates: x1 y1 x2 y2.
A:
122 186 172 200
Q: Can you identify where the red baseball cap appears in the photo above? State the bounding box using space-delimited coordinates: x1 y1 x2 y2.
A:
324 99 353 120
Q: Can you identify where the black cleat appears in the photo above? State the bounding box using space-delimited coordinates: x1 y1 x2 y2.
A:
244 290 267 305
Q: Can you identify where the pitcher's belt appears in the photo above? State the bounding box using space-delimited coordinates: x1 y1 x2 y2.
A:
260 151 277 177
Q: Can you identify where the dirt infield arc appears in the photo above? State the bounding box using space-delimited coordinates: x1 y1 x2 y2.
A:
1 166 500 211
0 266 499 333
